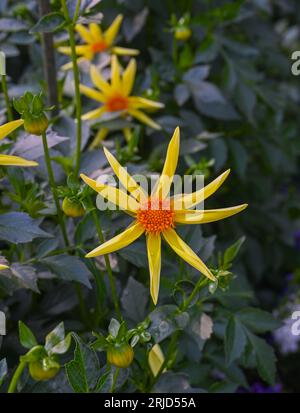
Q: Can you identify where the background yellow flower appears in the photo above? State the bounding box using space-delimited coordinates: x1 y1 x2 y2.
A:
80 56 164 145
58 14 139 63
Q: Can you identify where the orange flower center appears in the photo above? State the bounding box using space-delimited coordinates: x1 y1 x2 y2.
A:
91 41 107 53
106 94 129 112
137 199 175 234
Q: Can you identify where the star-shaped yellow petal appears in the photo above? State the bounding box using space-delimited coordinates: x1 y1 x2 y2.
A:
80 57 164 141
58 14 139 64
81 127 247 305
0 120 38 167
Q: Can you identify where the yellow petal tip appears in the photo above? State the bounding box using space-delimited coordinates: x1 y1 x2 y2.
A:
80 173 90 184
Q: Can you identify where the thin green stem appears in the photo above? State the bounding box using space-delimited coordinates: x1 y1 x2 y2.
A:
1 75 13 122
7 361 26 393
77 247 105 323
38 0 59 115
181 277 208 311
88 198 122 321
61 0 82 177
148 276 208 391
110 367 120 393
41 131 69 247
41 131 90 322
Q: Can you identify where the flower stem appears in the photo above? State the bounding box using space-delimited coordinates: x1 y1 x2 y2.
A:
38 0 59 116
149 276 208 390
1 75 13 122
41 131 69 247
7 361 26 393
88 198 121 321
110 367 120 393
181 277 208 311
61 0 82 177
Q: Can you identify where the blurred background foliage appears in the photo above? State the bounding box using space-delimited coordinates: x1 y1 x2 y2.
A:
0 0 300 393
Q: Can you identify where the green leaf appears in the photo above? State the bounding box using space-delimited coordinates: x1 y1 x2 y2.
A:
65 333 100 393
41 254 92 289
30 12 66 34
209 137 228 171
149 305 190 343
153 372 204 393
247 332 276 386
191 81 240 120
94 370 111 393
224 316 247 365
0 18 28 32
13 129 69 160
18 321 38 349
20 345 45 363
121 276 148 322
9 264 39 293
119 240 148 268
0 213 51 244
223 236 246 269
32 95 43 113
0 359 7 388
91 333 107 351
174 83 190 106
237 308 281 333
67 173 80 191
228 139 249 179
235 81 256 123
209 354 248 388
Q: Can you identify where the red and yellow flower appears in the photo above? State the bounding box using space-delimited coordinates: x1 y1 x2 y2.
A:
58 14 139 64
81 127 247 304
80 55 164 145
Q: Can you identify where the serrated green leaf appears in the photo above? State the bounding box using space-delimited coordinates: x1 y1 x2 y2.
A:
0 213 51 244
236 308 281 333
41 254 92 289
247 332 276 386
65 333 100 393
30 12 65 34
224 316 246 365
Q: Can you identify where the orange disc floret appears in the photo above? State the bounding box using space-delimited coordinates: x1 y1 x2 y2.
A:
106 94 129 112
137 198 175 234
91 41 107 53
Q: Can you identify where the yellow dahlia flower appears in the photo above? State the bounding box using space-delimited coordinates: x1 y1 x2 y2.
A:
80 56 164 145
0 120 38 167
81 127 247 304
58 14 139 63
